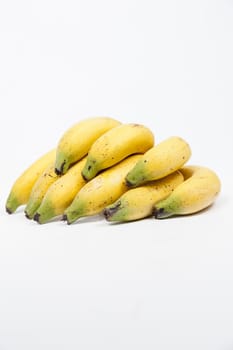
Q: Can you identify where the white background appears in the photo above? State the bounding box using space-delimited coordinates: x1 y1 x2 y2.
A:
0 0 233 349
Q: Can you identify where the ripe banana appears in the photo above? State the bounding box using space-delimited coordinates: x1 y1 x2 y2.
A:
33 157 87 224
24 163 59 219
64 154 142 224
55 116 121 175
153 165 221 218
103 170 184 222
5 149 56 214
125 136 191 187
81 123 154 181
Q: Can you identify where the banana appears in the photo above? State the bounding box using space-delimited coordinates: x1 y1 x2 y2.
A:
64 154 142 224
24 163 59 219
153 165 221 218
5 149 56 214
125 136 191 187
103 170 184 222
55 116 121 175
33 157 87 224
81 123 154 181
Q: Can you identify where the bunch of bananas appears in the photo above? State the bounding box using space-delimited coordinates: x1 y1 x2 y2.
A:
5 116 221 224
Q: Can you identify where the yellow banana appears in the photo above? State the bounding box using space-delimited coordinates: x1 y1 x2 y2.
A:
24 163 59 219
33 157 87 224
5 149 56 214
55 116 121 175
125 136 191 187
153 165 221 218
64 154 142 224
81 123 154 181
103 170 184 222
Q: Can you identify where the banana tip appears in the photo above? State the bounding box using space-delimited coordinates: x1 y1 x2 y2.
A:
55 160 67 175
62 214 67 221
103 208 111 220
33 212 41 224
125 179 134 188
103 202 121 221
62 214 72 225
25 211 31 220
6 207 13 214
55 168 62 175
153 207 173 219
153 207 165 219
81 171 89 181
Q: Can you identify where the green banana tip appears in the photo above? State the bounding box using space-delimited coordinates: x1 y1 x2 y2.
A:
81 165 98 181
153 207 172 219
6 206 13 214
62 214 69 222
55 167 62 175
61 214 67 221
103 202 121 221
6 195 19 214
33 212 42 224
103 208 112 221
154 207 164 219
125 178 134 188
81 157 100 181
81 171 89 181
55 158 68 175
25 211 32 220
62 213 72 225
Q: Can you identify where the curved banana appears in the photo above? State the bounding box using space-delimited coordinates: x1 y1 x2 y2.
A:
5 149 56 214
103 170 184 222
154 165 221 218
33 157 87 224
24 163 59 219
55 116 121 175
81 123 154 181
125 136 191 187
64 154 142 224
